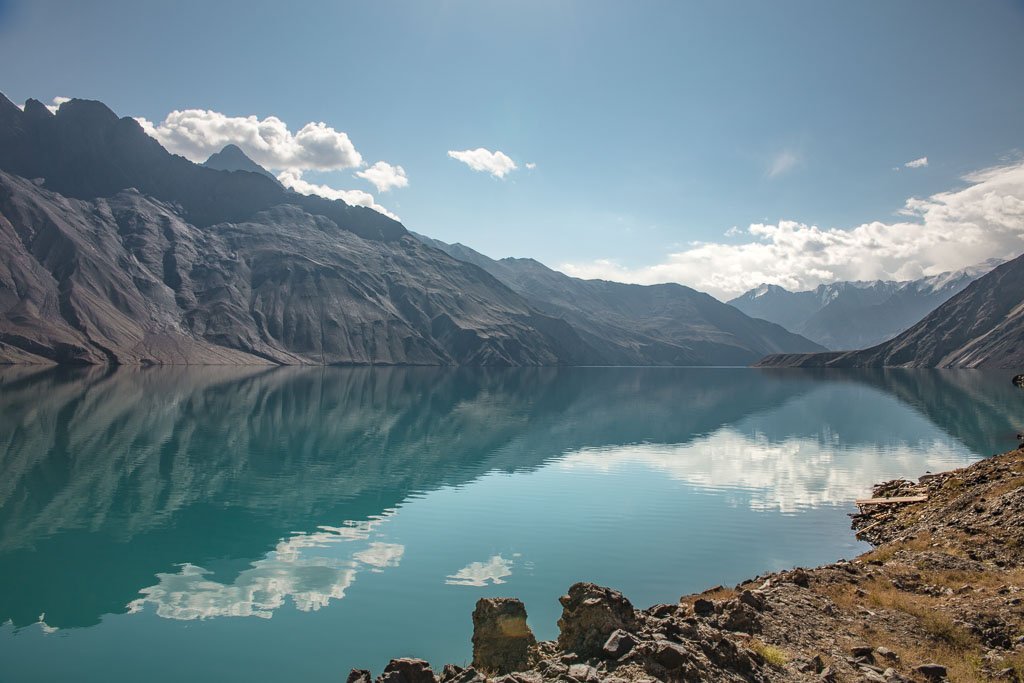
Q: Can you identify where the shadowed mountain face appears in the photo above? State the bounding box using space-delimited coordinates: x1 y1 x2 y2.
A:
413 234 825 365
0 171 589 365
0 93 823 366
757 253 1024 368
0 95 400 240
729 260 1001 351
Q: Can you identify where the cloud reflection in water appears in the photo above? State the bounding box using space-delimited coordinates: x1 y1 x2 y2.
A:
127 514 404 620
557 428 976 513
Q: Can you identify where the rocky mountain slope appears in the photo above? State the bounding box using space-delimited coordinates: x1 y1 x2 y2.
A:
413 234 824 366
757 253 1024 368
0 92 824 366
729 261 1002 351
357 447 1024 682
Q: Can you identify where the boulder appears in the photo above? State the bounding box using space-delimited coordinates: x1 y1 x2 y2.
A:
347 670 373 683
738 589 766 611
377 658 436 683
1012 374 1024 387
471 598 537 674
601 629 638 659
914 663 948 680
651 641 690 670
692 598 716 617
556 583 640 659
719 600 760 633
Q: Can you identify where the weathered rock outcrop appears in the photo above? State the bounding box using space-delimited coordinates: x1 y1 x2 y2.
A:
556 583 640 659
472 598 537 674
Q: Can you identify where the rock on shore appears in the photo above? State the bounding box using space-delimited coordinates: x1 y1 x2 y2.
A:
354 447 1024 682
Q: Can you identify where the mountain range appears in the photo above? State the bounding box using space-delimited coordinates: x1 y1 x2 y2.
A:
729 260 1003 351
757 252 1024 368
0 93 821 366
413 233 824 365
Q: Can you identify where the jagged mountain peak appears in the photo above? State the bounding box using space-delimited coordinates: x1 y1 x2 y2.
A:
729 261 1003 351
203 144 281 184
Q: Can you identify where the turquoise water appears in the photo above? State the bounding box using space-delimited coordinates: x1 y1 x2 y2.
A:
0 366 1020 682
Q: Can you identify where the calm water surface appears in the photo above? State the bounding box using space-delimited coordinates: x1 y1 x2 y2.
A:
0 366 1021 682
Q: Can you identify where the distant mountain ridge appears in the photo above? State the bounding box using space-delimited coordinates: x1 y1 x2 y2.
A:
729 260 1003 350
413 233 825 365
757 252 1024 368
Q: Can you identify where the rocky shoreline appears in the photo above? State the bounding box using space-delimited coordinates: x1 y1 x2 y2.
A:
352 447 1024 683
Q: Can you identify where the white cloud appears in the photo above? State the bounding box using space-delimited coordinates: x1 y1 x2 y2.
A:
355 161 408 192
905 156 929 169
277 169 400 221
560 160 1024 300
767 150 799 178
448 148 517 178
525 162 537 170
445 555 513 586
44 96 70 114
136 109 363 170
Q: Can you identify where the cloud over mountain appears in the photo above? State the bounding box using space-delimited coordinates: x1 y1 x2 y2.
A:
560 160 1024 300
136 109 363 170
277 169 399 220
356 161 408 192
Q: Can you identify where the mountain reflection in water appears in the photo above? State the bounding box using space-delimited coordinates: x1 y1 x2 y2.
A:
0 366 1020 681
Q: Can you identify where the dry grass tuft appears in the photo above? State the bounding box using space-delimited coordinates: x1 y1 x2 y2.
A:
747 640 788 668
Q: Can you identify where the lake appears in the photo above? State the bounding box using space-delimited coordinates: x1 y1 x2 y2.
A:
0 366 1020 682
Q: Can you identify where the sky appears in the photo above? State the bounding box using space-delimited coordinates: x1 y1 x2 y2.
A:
1 0 1023 300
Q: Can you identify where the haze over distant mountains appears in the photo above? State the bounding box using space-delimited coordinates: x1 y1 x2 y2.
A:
0 93 822 366
758 253 1024 368
729 260 1004 351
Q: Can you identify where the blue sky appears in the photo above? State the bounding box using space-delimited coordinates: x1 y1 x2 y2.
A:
1 0 1023 298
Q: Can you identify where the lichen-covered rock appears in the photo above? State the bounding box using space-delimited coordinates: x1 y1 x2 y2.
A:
471 598 537 674
377 658 436 683
556 583 640 659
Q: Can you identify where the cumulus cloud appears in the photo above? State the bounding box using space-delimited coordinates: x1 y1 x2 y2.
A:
136 109 363 170
905 156 929 169
448 148 517 178
355 161 408 192
44 96 70 114
767 150 799 178
560 160 1024 300
525 162 537 170
277 169 400 221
